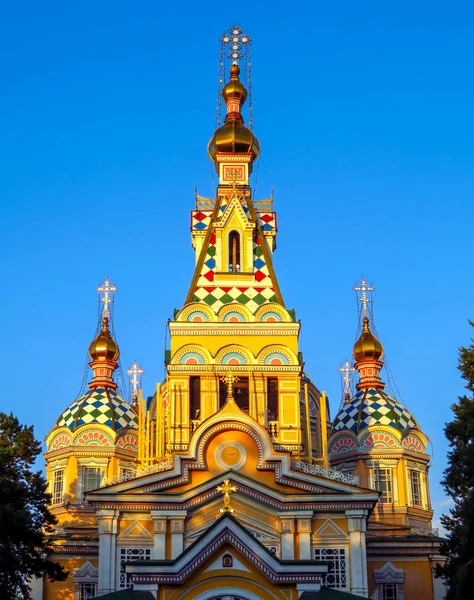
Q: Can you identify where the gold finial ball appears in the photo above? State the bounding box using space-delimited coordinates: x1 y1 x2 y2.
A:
222 65 248 104
88 317 120 362
353 317 384 363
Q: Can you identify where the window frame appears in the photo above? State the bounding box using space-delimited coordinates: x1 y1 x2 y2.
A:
52 469 65 505
313 546 348 590
78 582 97 600
118 547 152 589
82 466 104 493
373 467 393 503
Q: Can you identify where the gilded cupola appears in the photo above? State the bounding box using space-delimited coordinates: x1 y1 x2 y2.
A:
353 316 384 364
208 63 260 169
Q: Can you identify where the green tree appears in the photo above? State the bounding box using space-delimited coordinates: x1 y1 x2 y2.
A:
0 411 67 599
436 321 474 598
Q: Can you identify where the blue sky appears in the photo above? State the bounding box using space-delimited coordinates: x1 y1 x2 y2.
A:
1 1 473 526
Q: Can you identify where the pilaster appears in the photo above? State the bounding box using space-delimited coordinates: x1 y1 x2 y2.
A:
170 511 187 559
151 510 168 559
97 509 119 595
346 509 368 598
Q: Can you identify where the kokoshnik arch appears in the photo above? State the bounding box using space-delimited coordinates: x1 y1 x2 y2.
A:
39 25 445 600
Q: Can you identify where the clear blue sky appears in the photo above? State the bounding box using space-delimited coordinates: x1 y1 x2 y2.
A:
1 1 473 529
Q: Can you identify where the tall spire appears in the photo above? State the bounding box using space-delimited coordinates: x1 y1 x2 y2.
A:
352 278 385 391
88 279 120 390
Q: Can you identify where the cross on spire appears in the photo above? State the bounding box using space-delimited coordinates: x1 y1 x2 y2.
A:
221 372 239 400
97 277 117 318
339 359 355 403
216 478 237 517
221 25 250 65
127 361 144 398
354 276 374 318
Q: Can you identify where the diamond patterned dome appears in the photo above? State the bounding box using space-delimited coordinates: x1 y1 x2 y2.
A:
54 388 138 432
331 388 419 435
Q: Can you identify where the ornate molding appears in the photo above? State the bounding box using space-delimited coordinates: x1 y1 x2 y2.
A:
291 460 360 486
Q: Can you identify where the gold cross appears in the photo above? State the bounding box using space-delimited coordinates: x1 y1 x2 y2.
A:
216 478 237 518
221 372 239 400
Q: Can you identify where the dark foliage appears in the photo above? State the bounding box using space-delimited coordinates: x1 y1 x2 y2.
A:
0 412 67 599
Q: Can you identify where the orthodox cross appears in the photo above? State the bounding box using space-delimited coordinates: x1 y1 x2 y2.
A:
339 359 355 403
216 478 237 517
127 361 144 398
221 372 239 400
97 278 117 318
221 25 250 64
354 276 374 318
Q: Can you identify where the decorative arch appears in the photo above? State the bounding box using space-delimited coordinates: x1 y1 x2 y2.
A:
74 429 113 447
177 303 215 323
329 434 358 455
255 303 292 323
216 346 252 366
116 433 139 451
173 345 211 365
218 303 252 323
402 433 426 453
257 345 296 366
359 430 401 450
48 432 72 451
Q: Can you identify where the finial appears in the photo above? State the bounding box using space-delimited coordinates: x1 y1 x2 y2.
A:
127 361 144 402
97 278 117 318
354 276 374 319
339 359 355 404
221 26 250 65
221 372 239 400
216 478 237 518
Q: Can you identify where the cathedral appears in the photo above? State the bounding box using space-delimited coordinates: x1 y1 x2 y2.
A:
38 26 445 600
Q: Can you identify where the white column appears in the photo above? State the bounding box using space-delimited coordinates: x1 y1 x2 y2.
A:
279 516 295 559
346 509 368 598
170 511 187 559
97 509 118 595
297 514 313 560
151 511 168 559
392 465 399 504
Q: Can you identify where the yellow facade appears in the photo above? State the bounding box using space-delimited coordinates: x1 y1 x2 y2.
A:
39 27 445 600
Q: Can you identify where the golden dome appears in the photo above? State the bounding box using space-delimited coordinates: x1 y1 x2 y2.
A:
88 317 120 362
353 317 383 363
208 64 260 166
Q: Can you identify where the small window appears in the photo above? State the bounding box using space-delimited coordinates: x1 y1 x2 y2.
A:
83 467 104 492
228 231 241 272
313 547 348 590
374 468 393 503
79 582 97 600
52 469 64 505
190 376 201 420
381 583 399 600
267 378 279 421
410 470 422 507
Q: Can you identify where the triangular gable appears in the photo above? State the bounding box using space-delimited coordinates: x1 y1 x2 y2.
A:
185 184 284 313
202 550 251 573
314 519 349 540
118 520 153 542
125 514 328 586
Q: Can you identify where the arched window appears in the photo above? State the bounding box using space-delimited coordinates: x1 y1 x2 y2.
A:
228 231 241 272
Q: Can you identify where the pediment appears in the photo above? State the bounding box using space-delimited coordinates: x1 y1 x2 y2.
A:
118 520 153 541
314 519 349 539
125 514 328 586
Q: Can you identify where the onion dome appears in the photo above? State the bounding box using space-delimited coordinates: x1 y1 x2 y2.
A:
89 317 119 362
88 317 119 390
208 64 260 169
354 317 383 363
331 387 419 435
54 387 138 432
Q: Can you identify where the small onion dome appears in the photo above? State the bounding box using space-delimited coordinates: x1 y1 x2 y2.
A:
88 317 119 362
353 316 383 363
208 64 260 165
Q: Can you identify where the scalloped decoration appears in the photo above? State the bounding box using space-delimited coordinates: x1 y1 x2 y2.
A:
222 310 246 323
75 430 113 447
117 433 138 451
186 310 210 323
402 434 425 453
259 310 283 323
263 351 290 366
178 351 206 365
329 436 357 455
49 433 72 451
360 431 400 450
220 351 249 365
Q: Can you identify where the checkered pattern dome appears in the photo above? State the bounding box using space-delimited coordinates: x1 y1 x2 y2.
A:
54 388 138 432
331 388 419 434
